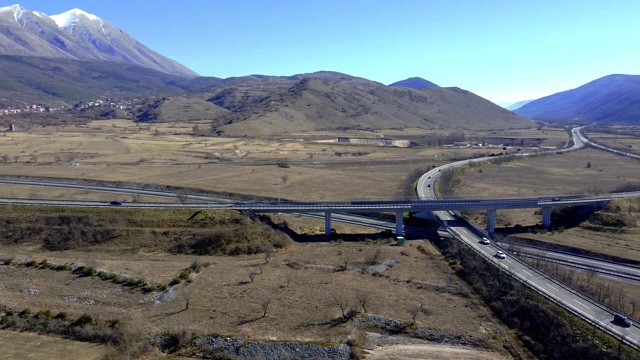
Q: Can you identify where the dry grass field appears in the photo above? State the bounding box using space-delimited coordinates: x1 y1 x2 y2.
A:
3 122 628 358
0 120 554 202
0 238 513 359
587 131 640 155
0 330 105 360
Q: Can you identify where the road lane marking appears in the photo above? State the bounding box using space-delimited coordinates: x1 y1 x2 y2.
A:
573 299 590 309
521 269 532 276
546 283 559 291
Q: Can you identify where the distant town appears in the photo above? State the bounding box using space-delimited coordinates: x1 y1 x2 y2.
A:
0 98 141 117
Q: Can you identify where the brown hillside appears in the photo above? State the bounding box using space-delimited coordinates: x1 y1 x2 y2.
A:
136 96 228 123
211 77 533 136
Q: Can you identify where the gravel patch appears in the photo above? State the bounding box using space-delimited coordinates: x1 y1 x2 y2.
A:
149 284 181 306
304 264 342 272
367 258 401 276
178 336 350 360
357 314 481 346
63 295 78 303
24 288 39 296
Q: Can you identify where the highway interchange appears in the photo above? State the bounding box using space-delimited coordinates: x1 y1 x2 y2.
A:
417 126 640 348
0 125 638 348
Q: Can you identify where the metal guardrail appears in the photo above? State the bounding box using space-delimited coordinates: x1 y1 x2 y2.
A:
446 226 640 349
515 252 640 282
424 128 640 349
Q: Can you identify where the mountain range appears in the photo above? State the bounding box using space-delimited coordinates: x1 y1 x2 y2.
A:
514 74 640 123
16 4 640 135
139 72 533 136
0 4 197 78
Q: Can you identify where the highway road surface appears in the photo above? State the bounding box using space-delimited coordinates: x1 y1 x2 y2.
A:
417 126 640 349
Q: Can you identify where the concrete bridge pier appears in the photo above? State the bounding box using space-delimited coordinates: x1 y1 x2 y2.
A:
542 207 553 228
325 212 332 237
395 211 404 236
486 209 497 234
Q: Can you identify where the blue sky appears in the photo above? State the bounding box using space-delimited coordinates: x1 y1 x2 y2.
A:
12 0 640 104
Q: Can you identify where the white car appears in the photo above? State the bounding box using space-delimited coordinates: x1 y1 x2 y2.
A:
480 237 490 245
495 251 506 259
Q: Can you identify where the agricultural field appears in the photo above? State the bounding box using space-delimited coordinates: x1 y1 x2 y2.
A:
0 121 562 201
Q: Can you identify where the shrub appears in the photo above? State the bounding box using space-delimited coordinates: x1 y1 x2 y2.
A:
53 312 69 320
73 313 94 327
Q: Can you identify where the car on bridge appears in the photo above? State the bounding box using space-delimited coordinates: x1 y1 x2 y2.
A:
480 237 490 245
495 250 506 259
614 314 632 327
110 201 122 206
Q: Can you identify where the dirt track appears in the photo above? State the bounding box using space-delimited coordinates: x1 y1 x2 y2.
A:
364 343 507 360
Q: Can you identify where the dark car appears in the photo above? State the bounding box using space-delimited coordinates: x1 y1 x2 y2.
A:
551 197 561 201
110 201 122 206
614 314 632 327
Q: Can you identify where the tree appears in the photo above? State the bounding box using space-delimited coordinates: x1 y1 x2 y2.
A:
586 161 592 168
264 245 274 264
332 293 350 318
260 298 271 318
280 175 288 185
356 292 369 313
1 154 8 163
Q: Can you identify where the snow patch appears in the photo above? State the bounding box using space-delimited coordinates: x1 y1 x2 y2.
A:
50 8 101 28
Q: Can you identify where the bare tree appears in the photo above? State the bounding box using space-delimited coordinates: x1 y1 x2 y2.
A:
1 154 8 163
280 175 289 185
332 293 350 318
182 288 192 311
264 246 274 264
356 292 369 313
365 249 383 265
342 257 349 271
248 268 259 283
285 273 293 288
260 298 271 318
409 305 420 324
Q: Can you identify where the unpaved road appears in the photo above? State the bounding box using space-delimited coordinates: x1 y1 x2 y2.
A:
364 343 507 360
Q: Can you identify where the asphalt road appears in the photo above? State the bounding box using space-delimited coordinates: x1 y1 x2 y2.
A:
416 126 640 348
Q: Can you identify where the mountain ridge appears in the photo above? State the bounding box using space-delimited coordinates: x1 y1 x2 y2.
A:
0 4 198 78
514 74 640 123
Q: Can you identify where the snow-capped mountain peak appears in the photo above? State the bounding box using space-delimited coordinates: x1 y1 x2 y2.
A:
50 8 101 28
0 4 198 78
0 4 25 23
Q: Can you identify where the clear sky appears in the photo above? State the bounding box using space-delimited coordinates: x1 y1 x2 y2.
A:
12 0 640 104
